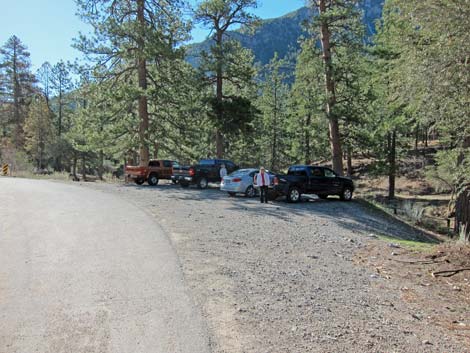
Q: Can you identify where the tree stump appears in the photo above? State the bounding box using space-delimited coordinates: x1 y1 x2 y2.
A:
455 187 470 241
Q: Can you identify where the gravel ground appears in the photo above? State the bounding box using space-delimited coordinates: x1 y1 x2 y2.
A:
79 181 468 353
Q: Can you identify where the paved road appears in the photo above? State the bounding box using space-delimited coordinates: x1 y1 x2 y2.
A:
0 178 210 353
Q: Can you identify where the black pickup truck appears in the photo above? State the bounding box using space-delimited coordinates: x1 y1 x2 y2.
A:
274 165 354 202
172 159 239 189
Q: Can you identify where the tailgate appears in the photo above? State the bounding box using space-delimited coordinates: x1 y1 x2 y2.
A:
125 166 147 177
173 166 190 176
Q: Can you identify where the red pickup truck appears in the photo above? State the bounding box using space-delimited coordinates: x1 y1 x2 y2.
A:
125 160 177 185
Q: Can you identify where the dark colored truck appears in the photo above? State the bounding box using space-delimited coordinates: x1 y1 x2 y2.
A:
274 165 354 203
125 160 177 186
172 159 239 189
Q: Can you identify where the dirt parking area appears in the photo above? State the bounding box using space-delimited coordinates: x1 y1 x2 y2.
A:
80 181 469 352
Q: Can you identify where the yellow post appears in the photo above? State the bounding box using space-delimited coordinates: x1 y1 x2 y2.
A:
2 164 9 176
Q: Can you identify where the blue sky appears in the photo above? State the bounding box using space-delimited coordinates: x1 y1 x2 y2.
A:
0 0 306 72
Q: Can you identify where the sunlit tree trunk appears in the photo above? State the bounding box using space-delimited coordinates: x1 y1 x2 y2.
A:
317 0 344 176
137 0 149 166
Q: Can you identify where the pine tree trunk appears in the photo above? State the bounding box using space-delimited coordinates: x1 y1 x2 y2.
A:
347 146 353 176
137 0 149 167
215 30 224 159
98 150 104 180
388 130 396 200
317 0 344 176
271 80 278 171
81 154 87 182
305 113 311 164
72 152 77 179
415 122 419 152
455 187 470 241
12 44 23 149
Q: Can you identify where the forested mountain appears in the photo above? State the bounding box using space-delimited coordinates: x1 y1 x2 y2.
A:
186 1 384 67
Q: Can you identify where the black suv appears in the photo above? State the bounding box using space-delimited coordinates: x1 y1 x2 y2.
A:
274 165 354 202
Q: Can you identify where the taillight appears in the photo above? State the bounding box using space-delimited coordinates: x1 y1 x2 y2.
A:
189 167 195 177
232 177 242 182
274 177 279 185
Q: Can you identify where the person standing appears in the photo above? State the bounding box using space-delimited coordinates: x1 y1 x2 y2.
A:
219 164 227 182
256 167 270 203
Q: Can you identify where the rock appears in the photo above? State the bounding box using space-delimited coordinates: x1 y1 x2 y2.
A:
422 340 433 345
388 243 401 249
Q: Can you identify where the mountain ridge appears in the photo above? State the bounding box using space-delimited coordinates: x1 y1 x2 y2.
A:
186 1 384 68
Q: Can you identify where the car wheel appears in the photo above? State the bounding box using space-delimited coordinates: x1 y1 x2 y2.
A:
245 185 256 198
135 179 144 185
340 187 353 201
147 173 159 186
318 194 328 200
172 179 177 184
287 186 301 203
180 182 189 188
198 177 208 189
228 192 236 197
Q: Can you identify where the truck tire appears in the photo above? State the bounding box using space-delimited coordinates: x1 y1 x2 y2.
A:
340 187 353 201
197 177 208 189
148 173 159 186
287 186 301 203
135 179 144 185
318 194 328 200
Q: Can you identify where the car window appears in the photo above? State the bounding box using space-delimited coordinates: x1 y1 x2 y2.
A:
149 160 160 167
324 169 336 178
289 167 307 177
163 160 172 168
309 167 324 177
230 169 250 176
171 161 180 168
287 167 296 175
199 159 215 166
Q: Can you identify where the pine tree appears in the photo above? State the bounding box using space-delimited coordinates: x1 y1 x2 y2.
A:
308 0 365 175
257 53 290 170
24 94 55 169
195 0 259 158
74 0 189 166
50 60 73 137
289 39 328 165
0 35 35 146
36 62 53 108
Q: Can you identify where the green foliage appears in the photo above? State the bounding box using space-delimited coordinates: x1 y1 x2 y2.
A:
426 149 470 194
0 35 35 145
23 94 55 169
256 53 291 170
